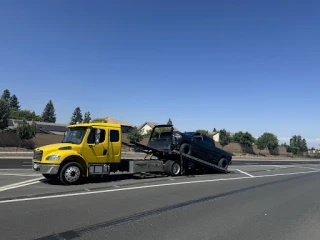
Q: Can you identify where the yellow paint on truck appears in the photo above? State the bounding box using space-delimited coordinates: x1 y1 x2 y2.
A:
32 122 122 177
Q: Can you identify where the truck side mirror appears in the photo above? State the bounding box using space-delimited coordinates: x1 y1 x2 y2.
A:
95 129 101 144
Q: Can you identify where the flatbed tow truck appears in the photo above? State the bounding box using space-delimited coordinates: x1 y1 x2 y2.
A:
32 122 232 185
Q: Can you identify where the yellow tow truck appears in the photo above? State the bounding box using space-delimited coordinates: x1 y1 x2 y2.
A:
32 122 230 185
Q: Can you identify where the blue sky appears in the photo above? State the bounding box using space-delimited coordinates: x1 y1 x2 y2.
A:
0 0 319 147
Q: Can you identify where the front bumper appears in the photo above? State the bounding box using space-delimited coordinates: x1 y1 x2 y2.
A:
32 163 60 175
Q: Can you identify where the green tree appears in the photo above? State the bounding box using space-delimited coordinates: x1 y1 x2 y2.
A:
83 112 91 123
1 89 11 103
167 118 173 125
232 131 255 147
127 127 144 143
0 99 10 130
195 129 214 139
302 139 308 152
196 129 210 136
70 107 83 124
91 118 107 123
16 120 37 147
287 135 308 155
213 128 217 132
9 94 20 110
256 132 279 153
42 100 56 123
144 129 153 137
219 129 231 148
10 109 42 121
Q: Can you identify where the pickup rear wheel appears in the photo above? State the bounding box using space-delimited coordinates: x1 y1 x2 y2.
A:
165 160 181 176
59 162 83 185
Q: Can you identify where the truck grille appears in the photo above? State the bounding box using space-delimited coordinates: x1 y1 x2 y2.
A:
33 150 43 160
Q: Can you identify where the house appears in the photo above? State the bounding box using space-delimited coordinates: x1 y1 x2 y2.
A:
138 122 161 135
138 121 179 135
102 116 134 133
308 149 319 155
210 131 220 142
211 131 234 142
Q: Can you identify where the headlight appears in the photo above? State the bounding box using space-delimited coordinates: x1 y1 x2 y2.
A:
46 155 60 160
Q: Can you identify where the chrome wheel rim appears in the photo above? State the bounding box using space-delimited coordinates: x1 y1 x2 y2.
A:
64 166 81 182
172 163 181 175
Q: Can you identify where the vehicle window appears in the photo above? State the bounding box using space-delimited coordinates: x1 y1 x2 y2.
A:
87 128 106 144
99 129 106 142
110 130 119 142
193 133 203 141
87 129 95 144
62 127 87 144
203 135 215 146
174 132 182 139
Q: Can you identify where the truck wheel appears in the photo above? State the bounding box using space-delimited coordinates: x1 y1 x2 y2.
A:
165 160 181 176
218 158 228 169
59 162 83 185
180 143 191 155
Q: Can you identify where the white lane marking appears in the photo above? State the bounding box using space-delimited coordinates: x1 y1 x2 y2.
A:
235 169 254 177
0 177 43 192
0 181 40 192
0 173 41 177
1 169 320 204
267 165 291 169
291 166 320 171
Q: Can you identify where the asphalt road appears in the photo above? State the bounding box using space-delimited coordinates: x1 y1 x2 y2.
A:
0 157 32 169
1 157 320 169
1 164 320 239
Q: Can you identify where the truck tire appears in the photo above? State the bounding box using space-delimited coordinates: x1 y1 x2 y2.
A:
180 143 192 155
59 162 83 185
218 158 228 169
164 160 181 176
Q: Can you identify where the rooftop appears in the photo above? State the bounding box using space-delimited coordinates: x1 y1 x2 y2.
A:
103 117 134 127
138 121 179 131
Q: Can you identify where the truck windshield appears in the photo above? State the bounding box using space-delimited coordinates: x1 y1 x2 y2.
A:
62 127 87 144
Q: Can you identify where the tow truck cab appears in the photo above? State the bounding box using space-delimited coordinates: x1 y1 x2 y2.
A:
32 123 122 184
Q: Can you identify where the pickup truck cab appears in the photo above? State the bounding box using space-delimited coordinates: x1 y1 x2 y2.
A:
180 131 232 168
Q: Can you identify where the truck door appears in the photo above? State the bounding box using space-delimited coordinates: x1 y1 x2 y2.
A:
84 127 109 163
107 128 121 163
191 133 208 159
202 135 219 163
